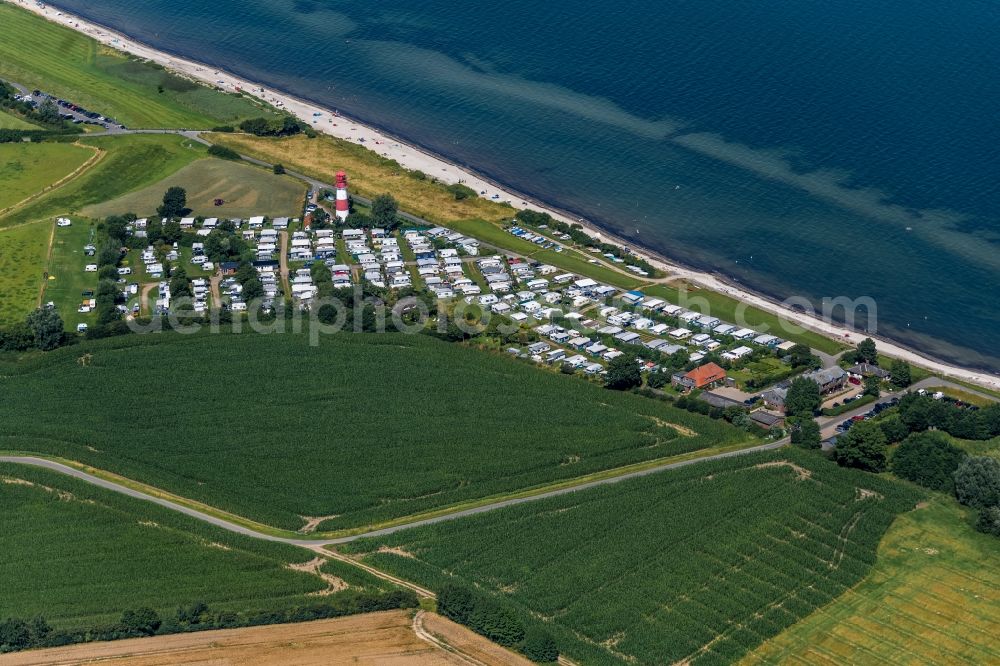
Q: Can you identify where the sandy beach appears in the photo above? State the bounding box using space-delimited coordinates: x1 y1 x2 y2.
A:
11 0 1000 392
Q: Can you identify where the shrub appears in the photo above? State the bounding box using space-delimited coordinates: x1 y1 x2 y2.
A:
521 627 559 662
207 144 241 160
891 432 966 492
976 506 1000 536
954 456 1000 509
834 420 888 472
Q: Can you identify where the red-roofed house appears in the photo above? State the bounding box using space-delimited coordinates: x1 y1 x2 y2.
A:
672 362 728 391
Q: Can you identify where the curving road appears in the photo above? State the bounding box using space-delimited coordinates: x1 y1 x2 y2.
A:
0 441 785 548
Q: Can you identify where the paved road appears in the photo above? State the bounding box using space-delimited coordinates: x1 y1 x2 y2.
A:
0 441 785 548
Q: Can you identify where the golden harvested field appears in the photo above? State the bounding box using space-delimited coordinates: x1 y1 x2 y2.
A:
0 611 526 666
742 498 1000 665
82 157 306 219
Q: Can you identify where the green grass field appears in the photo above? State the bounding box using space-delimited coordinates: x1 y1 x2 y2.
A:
0 461 327 629
741 498 1000 665
0 134 204 229
0 330 744 531
84 157 306 219
43 218 100 329
0 108 40 129
0 5 276 129
0 220 51 324
0 142 95 212
342 450 922 666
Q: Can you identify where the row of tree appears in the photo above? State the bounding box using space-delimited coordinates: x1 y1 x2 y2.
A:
437 585 559 662
0 307 65 353
0 591 417 654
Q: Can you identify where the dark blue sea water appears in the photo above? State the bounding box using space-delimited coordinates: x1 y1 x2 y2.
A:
45 0 1000 371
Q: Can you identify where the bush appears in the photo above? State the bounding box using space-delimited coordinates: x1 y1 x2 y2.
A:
891 432 966 492
833 420 888 472
878 415 909 444
207 144 241 160
521 626 559 662
954 456 1000 510
976 506 1000 536
446 183 477 200
605 355 641 391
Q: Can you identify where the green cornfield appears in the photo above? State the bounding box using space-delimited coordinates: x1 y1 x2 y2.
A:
343 449 923 665
0 462 329 628
0 330 743 530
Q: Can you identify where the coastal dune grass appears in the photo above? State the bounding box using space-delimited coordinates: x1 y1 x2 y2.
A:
0 4 274 128
0 220 51 324
83 157 307 219
0 330 744 531
0 462 326 629
343 449 922 665
207 132 514 226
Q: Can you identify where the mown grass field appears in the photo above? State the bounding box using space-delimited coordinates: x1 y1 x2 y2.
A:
0 462 327 629
742 498 1000 665
343 450 922 665
0 142 95 212
43 218 99 329
0 134 204 229
0 330 744 531
84 157 306 219
0 5 276 129
0 220 51 324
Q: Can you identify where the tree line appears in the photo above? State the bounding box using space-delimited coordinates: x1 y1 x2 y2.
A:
0 590 416 654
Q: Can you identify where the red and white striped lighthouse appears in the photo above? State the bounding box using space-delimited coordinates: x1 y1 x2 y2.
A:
335 171 350 221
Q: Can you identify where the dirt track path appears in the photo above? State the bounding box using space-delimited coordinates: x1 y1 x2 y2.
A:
414 611 534 666
139 282 157 316
279 230 290 295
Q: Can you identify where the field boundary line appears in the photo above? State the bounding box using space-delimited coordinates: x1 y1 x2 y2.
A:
37 218 55 308
0 440 784 545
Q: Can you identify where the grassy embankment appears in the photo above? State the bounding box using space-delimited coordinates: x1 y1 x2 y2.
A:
209 132 846 354
342 449 923 665
0 4 277 129
742 498 1000 665
0 108 41 129
0 330 747 533
83 157 306 219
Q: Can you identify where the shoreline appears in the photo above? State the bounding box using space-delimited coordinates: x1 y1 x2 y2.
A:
11 0 1000 392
